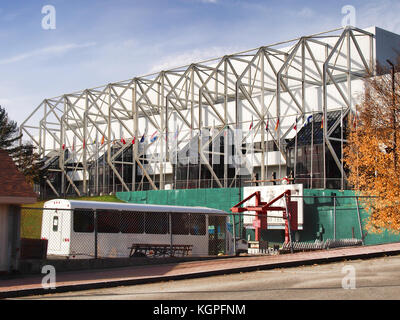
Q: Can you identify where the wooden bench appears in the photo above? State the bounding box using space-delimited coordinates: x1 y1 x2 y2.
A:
128 243 193 258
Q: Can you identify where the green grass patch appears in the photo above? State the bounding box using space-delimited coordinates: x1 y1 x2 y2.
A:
20 208 43 240
20 195 125 239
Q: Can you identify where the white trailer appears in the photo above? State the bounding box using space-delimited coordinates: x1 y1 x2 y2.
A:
40 199 242 258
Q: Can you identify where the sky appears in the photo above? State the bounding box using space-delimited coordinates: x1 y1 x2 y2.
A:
1 0 400 126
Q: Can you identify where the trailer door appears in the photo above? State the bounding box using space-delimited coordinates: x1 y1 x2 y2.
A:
208 215 227 255
48 212 62 252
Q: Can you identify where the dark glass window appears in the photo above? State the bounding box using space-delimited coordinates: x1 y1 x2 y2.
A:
172 213 190 235
190 214 206 235
97 210 120 233
73 210 94 233
120 212 144 234
267 140 278 152
145 212 169 234
52 216 59 232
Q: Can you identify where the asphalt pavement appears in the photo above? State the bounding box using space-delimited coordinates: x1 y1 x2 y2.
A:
15 254 400 300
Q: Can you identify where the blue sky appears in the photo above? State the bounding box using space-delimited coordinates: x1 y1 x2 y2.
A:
1 0 400 125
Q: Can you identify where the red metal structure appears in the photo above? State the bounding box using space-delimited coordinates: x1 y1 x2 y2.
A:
231 190 298 244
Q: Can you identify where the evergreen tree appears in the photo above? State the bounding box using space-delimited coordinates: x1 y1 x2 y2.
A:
0 105 40 185
0 105 22 155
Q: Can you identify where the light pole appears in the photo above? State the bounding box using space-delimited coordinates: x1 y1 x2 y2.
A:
387 59 396 170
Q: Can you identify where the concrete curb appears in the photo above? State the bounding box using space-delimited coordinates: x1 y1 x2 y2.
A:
2 247 400 299
16 255 234 275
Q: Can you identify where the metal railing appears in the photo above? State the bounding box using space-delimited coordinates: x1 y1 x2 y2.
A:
42 177 354 199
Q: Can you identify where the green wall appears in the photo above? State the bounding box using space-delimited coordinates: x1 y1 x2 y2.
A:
117 188 242 238
116 188 400 246
301 189 400 245
117 188 241 213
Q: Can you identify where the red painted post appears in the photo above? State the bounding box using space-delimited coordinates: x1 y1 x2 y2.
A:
255 214 260 242
284 219 290 243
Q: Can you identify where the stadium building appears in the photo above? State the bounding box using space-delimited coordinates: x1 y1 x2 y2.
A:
20 26 400 199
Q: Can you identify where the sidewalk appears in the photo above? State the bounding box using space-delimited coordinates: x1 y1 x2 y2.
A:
2 242 400 298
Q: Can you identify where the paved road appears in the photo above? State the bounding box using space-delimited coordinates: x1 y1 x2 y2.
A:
17 254 400 300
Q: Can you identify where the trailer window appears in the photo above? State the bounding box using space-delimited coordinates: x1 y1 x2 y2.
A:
121 212 144 234
171 213 190 235
52 216 59 232
190 214 206 235
145 212 169 234
73 210 94 233
97 210 120 233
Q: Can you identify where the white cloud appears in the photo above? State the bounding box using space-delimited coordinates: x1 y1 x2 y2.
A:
149 46 242 73
0 42 96 65
0 98 12 105
297 7 315 18
121 39 138 48
357 0 400 33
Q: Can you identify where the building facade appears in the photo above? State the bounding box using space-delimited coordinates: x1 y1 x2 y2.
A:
20 26 400 198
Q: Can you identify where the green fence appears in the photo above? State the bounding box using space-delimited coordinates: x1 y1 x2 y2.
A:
116 188 400 246
299 189 400 245
117 188 241 214
117 188 242 240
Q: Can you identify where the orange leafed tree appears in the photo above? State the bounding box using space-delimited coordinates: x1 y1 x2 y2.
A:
344 57 400 234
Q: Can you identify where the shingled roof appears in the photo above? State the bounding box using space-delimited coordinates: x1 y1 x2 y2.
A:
0 149 37 204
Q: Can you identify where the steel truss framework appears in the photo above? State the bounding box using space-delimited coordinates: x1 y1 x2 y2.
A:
21 26 376 196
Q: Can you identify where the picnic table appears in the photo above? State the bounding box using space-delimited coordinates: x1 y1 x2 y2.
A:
128 243 193 258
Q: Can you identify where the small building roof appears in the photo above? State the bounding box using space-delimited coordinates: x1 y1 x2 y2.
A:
0 149 37 204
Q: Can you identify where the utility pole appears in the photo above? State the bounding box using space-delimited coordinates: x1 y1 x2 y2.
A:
387 60 396 170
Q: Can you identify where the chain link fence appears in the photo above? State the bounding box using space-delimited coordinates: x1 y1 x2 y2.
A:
20 194 379 261
20 207 235 260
